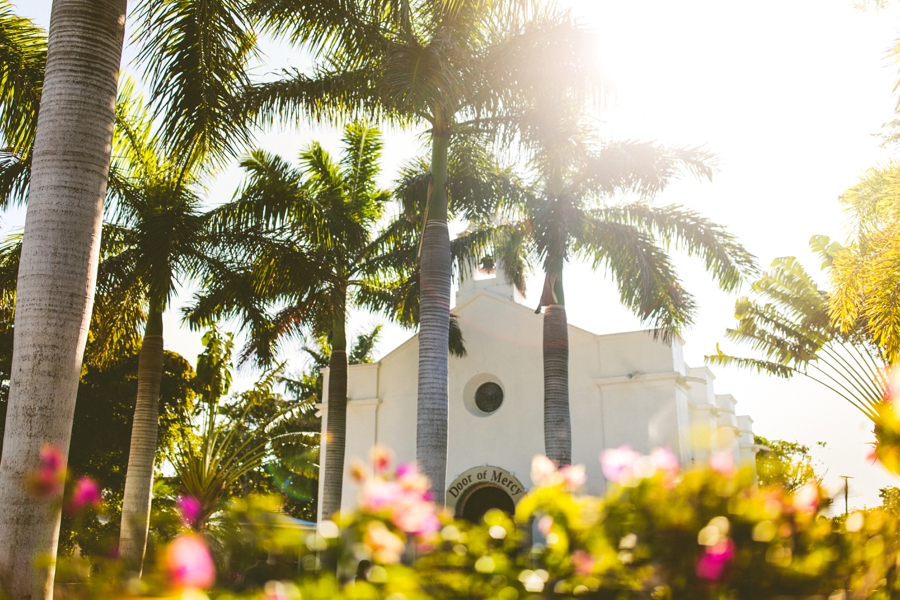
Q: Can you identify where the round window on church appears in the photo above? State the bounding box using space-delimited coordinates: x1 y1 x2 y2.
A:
474 382 504 413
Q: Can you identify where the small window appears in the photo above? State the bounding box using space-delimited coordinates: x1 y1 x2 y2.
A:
474 382 504 414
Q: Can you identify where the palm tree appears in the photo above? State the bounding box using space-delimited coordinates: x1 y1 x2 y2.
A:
828 161 900 364
188 123 421 517
708 236 886 422
99 82 259 571
456 134 758 466
247 0 602 499
0 1 126 597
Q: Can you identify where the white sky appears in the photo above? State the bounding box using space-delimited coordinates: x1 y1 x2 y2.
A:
12 0 900 510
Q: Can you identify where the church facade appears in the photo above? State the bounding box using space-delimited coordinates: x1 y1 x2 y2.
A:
316 268 758 522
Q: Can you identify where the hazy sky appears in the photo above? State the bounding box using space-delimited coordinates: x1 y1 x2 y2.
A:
13 0 900 509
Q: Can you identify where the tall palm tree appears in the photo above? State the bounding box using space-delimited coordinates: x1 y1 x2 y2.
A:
0 1 126 598
708 237 886 422
247 0 603 500
456 134 758 466
0 0 279 591
99 82 257 571
189 123 427 517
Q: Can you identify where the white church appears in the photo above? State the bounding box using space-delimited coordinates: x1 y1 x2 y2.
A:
317 267 758 523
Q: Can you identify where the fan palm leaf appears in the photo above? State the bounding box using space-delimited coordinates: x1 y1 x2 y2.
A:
709 243 886 422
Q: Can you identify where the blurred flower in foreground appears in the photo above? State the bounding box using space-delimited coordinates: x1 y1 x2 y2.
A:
709 451 735 476
531 455 557 486
601 446 681 486
26 444 66 499
66 476 101 513
164 534 215 590
530 456 586 491
601 446 642 485
696 539 734 581
261 580 299 600
371 444 393 473
571 550 596 576
364 521 406 564
791 482 819 514
177 495 202 528
356 457 440 536
874 365 900 475
697 516 734 581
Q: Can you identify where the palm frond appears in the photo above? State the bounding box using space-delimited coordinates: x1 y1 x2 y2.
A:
134 0 256 166
244 67 401 128
582 140 717 197
0 1 45 158
449 313 467 358
209 150 312 235
0 148 29 208
592 203 758 292
574 216 695 339
709 250 886 421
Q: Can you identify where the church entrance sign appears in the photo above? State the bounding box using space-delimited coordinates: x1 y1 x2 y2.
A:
445 466 527 521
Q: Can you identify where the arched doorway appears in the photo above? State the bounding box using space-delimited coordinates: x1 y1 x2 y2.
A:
457 484 516 523
445 466 527 523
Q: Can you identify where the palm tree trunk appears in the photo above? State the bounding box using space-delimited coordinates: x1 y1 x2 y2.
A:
543 274 571 465
0 1 125 597
321 299 347 518
119 305 164 572
417 128 451 503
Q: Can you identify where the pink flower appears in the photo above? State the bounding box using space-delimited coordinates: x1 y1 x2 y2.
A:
359 479 403 512
601 446 642 485
392 499 441 536
388 481 440 535
40 444 64 473
792 483 819 514
66 477 101 513
650 447 679 476
696 539 735 581
165 534 216 589
885 365 900 403
395 462 418 480
177 496 202 527
364 521 406 564
356 460 440 536
396 463 430 493
537 515 554 536
571 550 595 576
26 444 66 499
531 455 558 486
560 464 587 491
371 445 393 474
261 581 291 600
709 451 735 476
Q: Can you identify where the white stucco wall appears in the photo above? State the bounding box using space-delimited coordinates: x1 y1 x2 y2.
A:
317 272 759 522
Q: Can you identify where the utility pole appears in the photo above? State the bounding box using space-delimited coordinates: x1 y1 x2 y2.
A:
839 476 853 516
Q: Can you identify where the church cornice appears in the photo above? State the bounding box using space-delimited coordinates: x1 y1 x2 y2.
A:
593 371 691 391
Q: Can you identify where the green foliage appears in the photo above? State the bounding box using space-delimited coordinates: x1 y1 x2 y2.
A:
44 452 900 600
754 435 822 494
195 325 234 404
133 0 256 167
879 486 900 517
171 328 312 529
0 0 45 207
708 242 886 422
830 160 900 363
58 351 195 558
452 130 758 338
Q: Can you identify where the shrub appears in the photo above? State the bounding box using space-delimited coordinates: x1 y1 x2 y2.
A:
24 445 900 600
